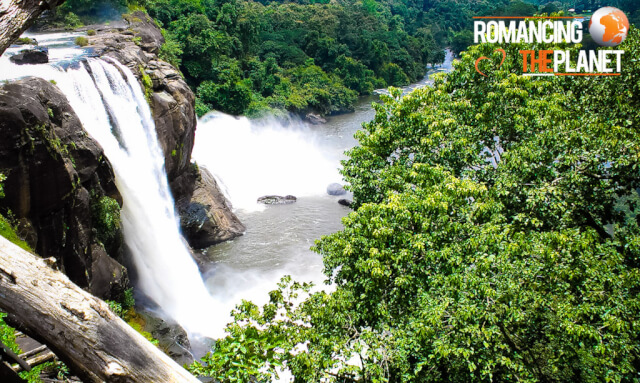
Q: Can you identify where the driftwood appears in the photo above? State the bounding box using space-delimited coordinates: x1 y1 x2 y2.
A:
0 236 201 383
0 0 66 56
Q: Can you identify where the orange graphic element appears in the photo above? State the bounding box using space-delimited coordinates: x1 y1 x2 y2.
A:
600 9 629 44
473 16 579 19
554 73 621 76
519 50 554 73
475 48 506 77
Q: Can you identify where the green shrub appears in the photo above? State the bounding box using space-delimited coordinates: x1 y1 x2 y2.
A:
86 29 96 36
74 36 89 47
15 37 36 45
91 196 120 245
64 12 83 29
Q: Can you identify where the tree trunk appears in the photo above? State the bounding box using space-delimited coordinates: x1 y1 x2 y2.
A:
0 0 66 56
0 236 201 383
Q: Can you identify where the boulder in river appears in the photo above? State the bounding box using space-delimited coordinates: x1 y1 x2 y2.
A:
175 165 245 249
327 183 347 196
258 195 297 205
305 113 326 125
9 47 48 65
338 199 353 208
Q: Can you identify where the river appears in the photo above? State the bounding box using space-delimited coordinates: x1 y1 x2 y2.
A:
193 51 455 334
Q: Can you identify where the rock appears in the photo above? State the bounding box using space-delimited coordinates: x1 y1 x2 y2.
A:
305 113 326 125
327 183 346 196
258 195 297 205
175 165 245 249
338 199 353 208
9 47 48 65
124 11 165 54
137 310 194 366
0 77 127 300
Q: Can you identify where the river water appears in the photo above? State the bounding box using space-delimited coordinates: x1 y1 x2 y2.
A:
193 51 455 333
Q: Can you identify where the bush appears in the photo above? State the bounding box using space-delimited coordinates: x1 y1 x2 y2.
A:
90 196 120 245
64 12 83 29
74 36 89 47
15 37 36 45
86 29 96 36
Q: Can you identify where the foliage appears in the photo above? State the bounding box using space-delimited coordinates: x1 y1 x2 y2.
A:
0 173 5 198
106 288 159 346
16 37 36 45
90 196 121 245
74 36 88 47
87 29 96 36
191 27 640 383
158 28 182 68
137 0 461 116
64 12 84 29
0 215 32 252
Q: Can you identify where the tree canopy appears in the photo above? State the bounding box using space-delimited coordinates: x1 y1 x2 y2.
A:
189 27 640 382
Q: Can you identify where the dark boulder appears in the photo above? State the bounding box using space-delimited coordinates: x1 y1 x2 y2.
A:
174 165 245 249
258 195 297 205
0 77 127 300
327 183 346 196
338 199 353 208
9 48 48 65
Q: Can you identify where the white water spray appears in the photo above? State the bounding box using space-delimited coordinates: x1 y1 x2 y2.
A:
193 113 342 212
0 56 219 342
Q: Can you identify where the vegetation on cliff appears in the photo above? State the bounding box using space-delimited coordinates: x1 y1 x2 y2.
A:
188 27 640 382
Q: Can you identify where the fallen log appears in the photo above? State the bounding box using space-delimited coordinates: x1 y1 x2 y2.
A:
0 0 66 56
0 236 201 383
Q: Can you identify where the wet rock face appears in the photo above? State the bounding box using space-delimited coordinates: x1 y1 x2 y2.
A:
174 166 245 249
0 78 127 300
9 48 48 65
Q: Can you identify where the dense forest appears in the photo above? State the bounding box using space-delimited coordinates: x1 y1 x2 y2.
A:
183 28 640 382
39 0 572 117
1 0 639 381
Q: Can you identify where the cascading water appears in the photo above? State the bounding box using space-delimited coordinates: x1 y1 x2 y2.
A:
66 58 219 341
193 113 344 212
0 52 219 343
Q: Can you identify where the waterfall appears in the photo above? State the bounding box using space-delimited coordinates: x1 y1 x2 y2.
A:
8 58 218 342
193 113 342 212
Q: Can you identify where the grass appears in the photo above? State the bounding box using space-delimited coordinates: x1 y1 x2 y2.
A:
0 214 32 252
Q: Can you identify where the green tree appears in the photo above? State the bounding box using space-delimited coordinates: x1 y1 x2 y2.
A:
191 28 640 383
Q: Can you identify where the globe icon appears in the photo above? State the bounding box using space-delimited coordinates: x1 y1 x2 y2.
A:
588 7 629 47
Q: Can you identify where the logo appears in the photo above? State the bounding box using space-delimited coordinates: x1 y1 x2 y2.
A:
472 7 627 77
474 49 506 77
589 7 629 46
